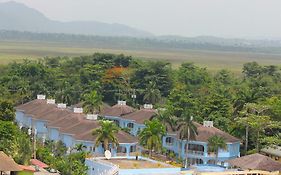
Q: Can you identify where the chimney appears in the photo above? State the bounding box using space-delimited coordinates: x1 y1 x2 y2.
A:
144 104 153 109
86 114 98 120
117 100 126 106
203 121 213 127
47 99 55 104
74 108 83 114
37 95 46 100
57 103 67 109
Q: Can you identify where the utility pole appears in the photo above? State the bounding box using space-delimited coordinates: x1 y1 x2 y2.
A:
131 89 136 107
28 127 37 159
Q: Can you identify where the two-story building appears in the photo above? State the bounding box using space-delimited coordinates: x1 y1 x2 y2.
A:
15 95 138 157
162 121 240 165
102 102 157 136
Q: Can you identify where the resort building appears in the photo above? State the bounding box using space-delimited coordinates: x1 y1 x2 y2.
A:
16 96 241 166
101 101 241 165
163 121 240 165
15 95 138 157
102 101 157 136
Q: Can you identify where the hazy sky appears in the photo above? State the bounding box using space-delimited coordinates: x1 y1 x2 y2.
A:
1 0 281 38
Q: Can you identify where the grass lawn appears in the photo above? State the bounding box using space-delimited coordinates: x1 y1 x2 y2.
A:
106 159 175 169
1 40 281 74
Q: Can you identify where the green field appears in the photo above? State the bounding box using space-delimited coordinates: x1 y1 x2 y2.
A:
1 40 281 73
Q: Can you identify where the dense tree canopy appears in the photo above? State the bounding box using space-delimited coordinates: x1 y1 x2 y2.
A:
0 53 280 157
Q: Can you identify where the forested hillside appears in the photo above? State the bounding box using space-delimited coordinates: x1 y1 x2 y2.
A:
0 53 280 155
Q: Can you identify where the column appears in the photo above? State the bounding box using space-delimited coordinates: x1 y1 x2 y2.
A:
181 141 186 159
112 147 117 157
203 144 208 157
125 145 131 157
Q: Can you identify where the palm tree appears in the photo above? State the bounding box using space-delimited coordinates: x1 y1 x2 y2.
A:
92 120 119 151
74 143 87 152
157 109 176 131
143 81 161 104
83 90 103 114
138 119 166 157
177 112 197 168
207 135 227 164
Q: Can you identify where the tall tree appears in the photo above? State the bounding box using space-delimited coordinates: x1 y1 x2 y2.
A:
0 99 15 121
138 119 166 157
92 120 119 151
208 135 227 164
82 90 103 114
177 112 197 168
143 81 161 104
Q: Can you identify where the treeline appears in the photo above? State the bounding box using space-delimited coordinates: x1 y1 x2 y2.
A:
0 53 280 154
1 30 281 53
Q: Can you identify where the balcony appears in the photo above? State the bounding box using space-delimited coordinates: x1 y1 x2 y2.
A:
187 150 204 156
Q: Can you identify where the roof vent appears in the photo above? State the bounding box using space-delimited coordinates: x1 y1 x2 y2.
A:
86 114 98 120
37 95 46 100
144 104 153 109
47 99 55 104
203 121 213 127
57 103 67 109
117 100 126 106
74 108 83 114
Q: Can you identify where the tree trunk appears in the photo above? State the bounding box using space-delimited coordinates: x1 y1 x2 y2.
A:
245 125 249 154
215 150 218 165
104 139 109 151
256 131 260 152
184 128 190 168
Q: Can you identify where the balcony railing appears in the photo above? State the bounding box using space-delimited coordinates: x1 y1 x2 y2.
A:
187 150 204 156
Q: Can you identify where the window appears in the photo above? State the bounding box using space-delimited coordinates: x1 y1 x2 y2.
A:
166 137 173 145
127 123 134 128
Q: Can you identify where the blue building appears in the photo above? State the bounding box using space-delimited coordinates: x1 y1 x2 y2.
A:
101 101 240 165
15 95 138 157
102 101 156 136
16 96 240 166
162 121 240 165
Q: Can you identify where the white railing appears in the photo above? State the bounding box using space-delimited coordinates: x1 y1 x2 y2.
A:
187 150 204 156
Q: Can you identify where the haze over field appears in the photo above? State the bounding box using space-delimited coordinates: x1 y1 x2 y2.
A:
0 0 281 39
0 0 281 72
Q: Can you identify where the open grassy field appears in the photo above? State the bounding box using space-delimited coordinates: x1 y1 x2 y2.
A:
0 40 281 73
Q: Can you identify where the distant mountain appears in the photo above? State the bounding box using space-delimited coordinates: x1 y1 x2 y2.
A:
0 1 153 37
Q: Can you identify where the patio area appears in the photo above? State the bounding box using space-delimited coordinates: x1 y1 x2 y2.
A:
106 158 175 169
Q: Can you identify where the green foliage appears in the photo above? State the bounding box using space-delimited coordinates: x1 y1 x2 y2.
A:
36 141 88 175
0 120 32 165
0 99 15 121
143 81 161 104
82 90 103 114
208 135 227 163
138 119 166 157
92 120 120 150
0 121 17 154
208 135 227 153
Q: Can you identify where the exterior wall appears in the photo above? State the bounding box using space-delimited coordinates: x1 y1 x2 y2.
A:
85 158 119 175
34 120 48 137
163 134 240 165
48 128 60 141
15 111 24 125
104 116 145 136
61 134 75 148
